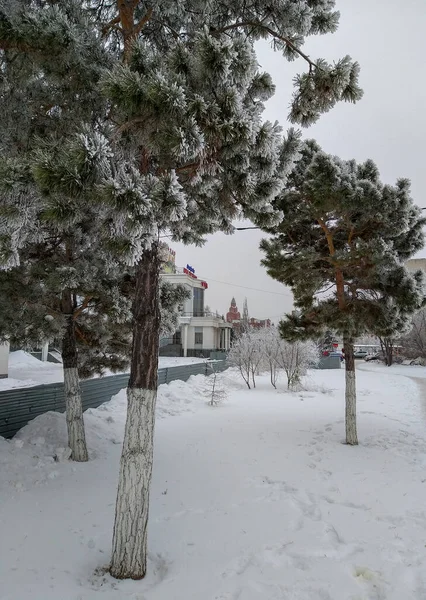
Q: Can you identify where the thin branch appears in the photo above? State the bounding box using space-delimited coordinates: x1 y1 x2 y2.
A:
23 300 61 318
134 7 153 37
73 296 94 320
0 39 48 56
234 226 260 230
211 21 317 69
317 283 335 295
114 117 146 137
111 339 132 348
315 216 347 310
75 324 91 346
316 217 335 254
175 160 201 174
101 15 122 37
162 21 180 40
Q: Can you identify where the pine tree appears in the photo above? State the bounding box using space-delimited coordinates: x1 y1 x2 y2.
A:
322 329 335 352
1 0 363 580
261 140 425 445
0 3 112 461
96 1 362 578
0 260 188 378
0 3 188 456
88 1 361 580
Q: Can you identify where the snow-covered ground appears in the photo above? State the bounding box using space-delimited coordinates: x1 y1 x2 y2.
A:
0 350 64 389
157 356 208 368
0 351 206 391
360 358 426 380
1 366 426 600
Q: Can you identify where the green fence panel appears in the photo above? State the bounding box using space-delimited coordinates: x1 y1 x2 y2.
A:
0 361 228 438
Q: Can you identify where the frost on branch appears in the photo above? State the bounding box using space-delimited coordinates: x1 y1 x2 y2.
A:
229 328 318 390
228 331 263 389
204 362 227 406
275 338 319 390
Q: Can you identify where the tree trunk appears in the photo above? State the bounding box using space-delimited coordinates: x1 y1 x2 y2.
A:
270 365 277 389
240 367 251 389
379 336 393 366
110 244 161 580
209 371 217 405
388 342 394 366
61 290 88 462
344 335 358 445
286 369 291 389
251 368 256 388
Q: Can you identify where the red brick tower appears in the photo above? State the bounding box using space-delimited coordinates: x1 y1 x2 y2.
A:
226 297 241 323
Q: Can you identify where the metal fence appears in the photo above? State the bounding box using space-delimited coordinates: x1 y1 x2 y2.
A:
318 352 342 370
0 360 228 439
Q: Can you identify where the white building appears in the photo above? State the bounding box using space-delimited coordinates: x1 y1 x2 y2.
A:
161 265 232 358
406 258 426 274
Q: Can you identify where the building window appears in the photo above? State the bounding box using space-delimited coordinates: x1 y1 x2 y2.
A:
194 327 203 345
193 288 204 317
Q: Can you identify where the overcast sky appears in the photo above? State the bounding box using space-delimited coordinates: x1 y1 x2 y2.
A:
172 0 426 321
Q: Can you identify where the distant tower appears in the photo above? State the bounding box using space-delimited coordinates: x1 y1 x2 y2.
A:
226 297 241 323
241 298 249 334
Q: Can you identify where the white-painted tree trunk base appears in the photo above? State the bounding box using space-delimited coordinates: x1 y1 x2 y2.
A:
64 367 88 462
110 387 157 580
0 341 9 378
345 369 358 445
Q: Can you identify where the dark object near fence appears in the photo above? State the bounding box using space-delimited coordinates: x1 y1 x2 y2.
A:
0 360 228 439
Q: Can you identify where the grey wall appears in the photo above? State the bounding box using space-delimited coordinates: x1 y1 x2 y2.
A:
0 360 228 439
318 353 342 370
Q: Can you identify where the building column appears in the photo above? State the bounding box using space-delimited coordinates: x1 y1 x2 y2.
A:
0 341 9 378
182 324 188 357
225 328 229 351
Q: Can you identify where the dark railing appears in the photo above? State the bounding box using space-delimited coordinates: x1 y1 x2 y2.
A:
180 311 226 319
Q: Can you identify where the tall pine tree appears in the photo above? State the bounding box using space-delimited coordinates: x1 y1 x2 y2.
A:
261 140 425 445
1 0 363 579
96 1 362 578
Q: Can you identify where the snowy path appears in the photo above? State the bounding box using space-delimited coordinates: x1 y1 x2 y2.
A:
1 368 426 599
359 361 426 422
410 377 426 424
